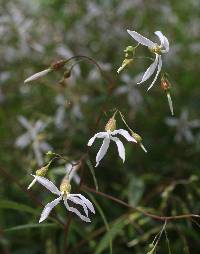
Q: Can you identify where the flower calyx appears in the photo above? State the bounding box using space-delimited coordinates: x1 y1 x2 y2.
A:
105 117 116 132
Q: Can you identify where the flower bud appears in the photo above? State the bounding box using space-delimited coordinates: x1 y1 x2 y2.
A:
131 131 147 153
60 176 71 195
24 69 51 84
160 76 170 91
50 60 66 70
105 117 116 132
117 58 133 74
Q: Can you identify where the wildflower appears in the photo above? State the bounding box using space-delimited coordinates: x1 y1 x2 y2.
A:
31 175 95 223
127 30 169 90
88 117 137 167
15 116 52 166
165 109 200 143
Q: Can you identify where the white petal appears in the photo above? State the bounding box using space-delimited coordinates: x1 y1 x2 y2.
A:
127 30 154 48
34 120 47 132
147 55 162 91
67 195 89 216
15 133 31 148
27 178 37 190
18 116 32 130
34 175 61 195
137 55 159 84
155 31 165 46
112 129 137 143
95 137 110 167
39 142 52 152
64 199 91 222
154 31 169 53
110 137 125 162
87 132 107 146
162 36 169 53
39 196 62 223
24 69 51 83
69 194 95 214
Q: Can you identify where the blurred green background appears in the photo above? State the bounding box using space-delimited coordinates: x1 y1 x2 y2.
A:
0 0 200 253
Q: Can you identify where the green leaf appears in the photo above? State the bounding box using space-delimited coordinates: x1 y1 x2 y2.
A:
0 200 39 215
5 223 57 232
86 192 112 254
95 216 127 254
128 174 144 206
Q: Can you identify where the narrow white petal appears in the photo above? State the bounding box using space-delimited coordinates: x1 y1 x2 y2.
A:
39 196 62 223
162 36 169 53
154 31 165 46
147 55 162 91
34 175 61 195
127 30 154 48
95 137 110 167
24 69 51 84
64 199 91 222
167 92 174 116
69 194 95 214
140 143 148 153
112 129 137 143
15 133 31 148
110 137 125 162
154 31 169 53
67 196 89 216
137 55 159 84
27 178 37 190
87 132 107 146
18 116 32 130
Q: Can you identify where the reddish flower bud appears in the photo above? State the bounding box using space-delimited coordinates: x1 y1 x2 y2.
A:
50 60 66 70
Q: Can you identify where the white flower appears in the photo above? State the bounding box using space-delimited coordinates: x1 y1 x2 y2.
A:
31 175 95 223
165 109 200 143
16 116 52 166
24 68 51 83
127 30 169 90
65 162 81 185
88 128 137 167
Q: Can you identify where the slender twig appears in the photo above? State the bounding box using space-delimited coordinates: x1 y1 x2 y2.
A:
82 185 200 221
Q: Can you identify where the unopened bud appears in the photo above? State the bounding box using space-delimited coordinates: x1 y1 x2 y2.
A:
131 132 147 153
63 69 71 78
160 77 171 91
105 117 116 132
50 60 66 70
24 68 51 84
60 176 71 195
117 58 133 74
